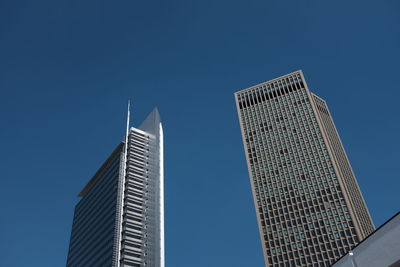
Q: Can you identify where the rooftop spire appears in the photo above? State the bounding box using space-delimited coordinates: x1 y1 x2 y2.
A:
125 100 131 139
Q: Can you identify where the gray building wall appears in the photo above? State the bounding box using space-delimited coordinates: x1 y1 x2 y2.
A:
234 70 374 266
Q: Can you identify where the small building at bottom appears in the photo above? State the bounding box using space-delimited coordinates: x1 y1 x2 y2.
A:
332 212 400 267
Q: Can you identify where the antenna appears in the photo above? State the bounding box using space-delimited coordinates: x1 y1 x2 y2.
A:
126 100 131 139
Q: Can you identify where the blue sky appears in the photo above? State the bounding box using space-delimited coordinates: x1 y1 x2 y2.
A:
0 0 399 266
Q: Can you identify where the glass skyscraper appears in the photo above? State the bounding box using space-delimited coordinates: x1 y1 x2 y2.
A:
66 108 164 267
234 71 374 266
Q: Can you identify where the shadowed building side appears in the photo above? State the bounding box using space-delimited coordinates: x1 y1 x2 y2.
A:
67 143 123 267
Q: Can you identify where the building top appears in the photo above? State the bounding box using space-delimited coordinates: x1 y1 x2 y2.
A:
234 70 303 95
78 142 124 197
139 107 161 135
77 107 161 197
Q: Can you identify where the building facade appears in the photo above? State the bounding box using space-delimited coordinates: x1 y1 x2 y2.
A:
66 108 164 267
234 71 374 266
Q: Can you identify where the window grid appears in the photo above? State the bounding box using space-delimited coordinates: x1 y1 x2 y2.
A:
235 71 374 267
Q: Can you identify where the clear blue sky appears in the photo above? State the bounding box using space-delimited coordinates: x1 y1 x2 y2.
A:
0 0 399 266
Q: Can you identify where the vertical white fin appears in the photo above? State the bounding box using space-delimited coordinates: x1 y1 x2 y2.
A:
126 100 131 138
116 100 131 267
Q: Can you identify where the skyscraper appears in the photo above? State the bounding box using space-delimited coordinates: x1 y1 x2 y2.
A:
66 108 164 267
234 71 374 267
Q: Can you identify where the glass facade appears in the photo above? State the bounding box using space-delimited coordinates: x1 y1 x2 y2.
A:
67 144 123 267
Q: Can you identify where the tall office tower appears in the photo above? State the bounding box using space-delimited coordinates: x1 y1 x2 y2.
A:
234 71 374 267
66 108 164 267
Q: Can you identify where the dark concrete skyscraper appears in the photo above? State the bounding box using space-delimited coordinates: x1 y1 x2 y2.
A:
66 108 164 267
234 71 374 267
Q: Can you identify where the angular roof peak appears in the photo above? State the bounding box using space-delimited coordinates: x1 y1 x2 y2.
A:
139 107 161 135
